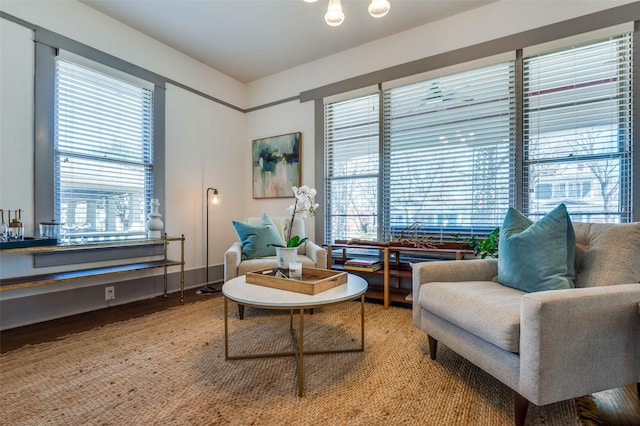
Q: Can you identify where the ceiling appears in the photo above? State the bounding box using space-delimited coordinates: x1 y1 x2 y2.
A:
79 0 495 83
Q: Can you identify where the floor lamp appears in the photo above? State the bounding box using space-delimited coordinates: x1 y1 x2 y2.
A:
198 187 221 294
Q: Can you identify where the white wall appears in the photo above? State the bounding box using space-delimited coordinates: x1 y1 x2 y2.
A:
244 100 317 241
0 20 35 238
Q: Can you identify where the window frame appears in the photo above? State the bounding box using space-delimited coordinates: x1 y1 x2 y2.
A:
323 89 381 244
34 28 166 235
521 31 634 223
381 59 517 243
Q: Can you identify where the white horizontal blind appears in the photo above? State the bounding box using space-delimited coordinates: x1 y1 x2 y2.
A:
523 31 633 223
324 92 380 244
55 57 154 239
382 62 516 243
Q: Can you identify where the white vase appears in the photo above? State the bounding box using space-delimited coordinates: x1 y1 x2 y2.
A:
276 246 298 269
145 198 164 238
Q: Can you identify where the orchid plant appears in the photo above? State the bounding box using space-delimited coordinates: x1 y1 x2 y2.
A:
281 185 319 248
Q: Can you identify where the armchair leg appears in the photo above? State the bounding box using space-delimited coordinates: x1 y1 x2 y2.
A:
513 392 529 426
427 335 438 360
237 304 244 320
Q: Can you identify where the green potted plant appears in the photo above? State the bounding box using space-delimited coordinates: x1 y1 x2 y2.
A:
468 227 500 259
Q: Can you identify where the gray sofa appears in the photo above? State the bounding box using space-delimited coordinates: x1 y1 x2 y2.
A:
412 222 640 425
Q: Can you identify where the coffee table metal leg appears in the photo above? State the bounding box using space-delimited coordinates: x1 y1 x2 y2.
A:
225 297 364 397
360 294 365 350
224 296 229 360
298 307 305 396
289 308 306 397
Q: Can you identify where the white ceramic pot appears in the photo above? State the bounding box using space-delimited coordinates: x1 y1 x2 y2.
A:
275 246 298 269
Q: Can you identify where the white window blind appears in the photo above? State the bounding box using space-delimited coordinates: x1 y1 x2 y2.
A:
324 92 380 244
523 31 633 223
55 57 154 239
382 62 516 242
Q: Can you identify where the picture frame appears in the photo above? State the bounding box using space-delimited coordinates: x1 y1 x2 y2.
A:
252 132 301 199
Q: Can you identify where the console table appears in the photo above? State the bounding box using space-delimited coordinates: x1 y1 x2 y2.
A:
0 234 186 301
327 243 474 309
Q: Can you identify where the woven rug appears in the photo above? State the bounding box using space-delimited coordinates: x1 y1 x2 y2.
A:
1 296 591 425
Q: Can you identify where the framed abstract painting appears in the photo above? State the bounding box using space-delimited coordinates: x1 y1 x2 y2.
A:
252 132 301 198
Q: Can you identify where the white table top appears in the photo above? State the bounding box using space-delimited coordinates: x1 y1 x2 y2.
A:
222 273 368 308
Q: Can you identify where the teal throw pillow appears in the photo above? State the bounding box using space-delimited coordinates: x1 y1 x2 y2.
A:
232 213 285 260
497 203 576 292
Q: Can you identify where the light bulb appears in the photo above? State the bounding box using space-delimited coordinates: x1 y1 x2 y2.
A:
325 0 344 26
211 189 220 208
368 0 390 18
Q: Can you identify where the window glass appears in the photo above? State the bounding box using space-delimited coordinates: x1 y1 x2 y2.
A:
523 34 633 223
55 57 154 239
383 62 516 242
324 93 380 243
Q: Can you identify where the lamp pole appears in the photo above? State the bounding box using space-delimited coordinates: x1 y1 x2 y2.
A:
200 187 220 294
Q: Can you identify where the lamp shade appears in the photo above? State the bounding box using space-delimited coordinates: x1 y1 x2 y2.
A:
325 0 344 26
368 0 390 18
210 188 221 209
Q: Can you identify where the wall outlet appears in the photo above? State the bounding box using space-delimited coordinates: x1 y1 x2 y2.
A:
105 286 115 300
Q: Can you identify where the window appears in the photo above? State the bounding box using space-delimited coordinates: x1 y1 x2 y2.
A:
324 92 380 243
523 31 633 223
55 56 154 238
324 62 516 244
34 30 165 241
323 24 634 245
382 62 515 242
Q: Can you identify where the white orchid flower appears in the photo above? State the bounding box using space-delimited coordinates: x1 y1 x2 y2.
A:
284 185 320 247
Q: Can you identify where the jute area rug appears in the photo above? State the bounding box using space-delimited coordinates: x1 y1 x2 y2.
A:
1 296 588 425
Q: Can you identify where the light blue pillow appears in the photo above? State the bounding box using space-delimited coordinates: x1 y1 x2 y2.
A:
232 213 285 260
497 203 576 292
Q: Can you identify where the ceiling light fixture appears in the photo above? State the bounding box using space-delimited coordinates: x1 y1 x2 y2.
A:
305 0 391 27
324 0 345 27
368 0 391 18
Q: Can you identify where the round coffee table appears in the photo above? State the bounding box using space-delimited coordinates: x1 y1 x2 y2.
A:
222 273 368 396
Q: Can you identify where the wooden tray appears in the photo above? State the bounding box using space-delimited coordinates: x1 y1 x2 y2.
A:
246 267 347 295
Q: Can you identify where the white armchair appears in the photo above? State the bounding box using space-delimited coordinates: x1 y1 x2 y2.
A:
224 216 327 319
412 222 640 425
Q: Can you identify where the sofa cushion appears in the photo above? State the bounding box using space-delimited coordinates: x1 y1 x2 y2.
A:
498 204 575 292
419 281 523 353
232 213 284 259
572 222 640 288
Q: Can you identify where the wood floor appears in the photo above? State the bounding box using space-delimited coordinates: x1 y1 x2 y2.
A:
1 290 639 425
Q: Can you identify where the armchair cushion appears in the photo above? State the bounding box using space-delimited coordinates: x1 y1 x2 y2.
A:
232 213 284 259
420 281 523 353
498 204 575 293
